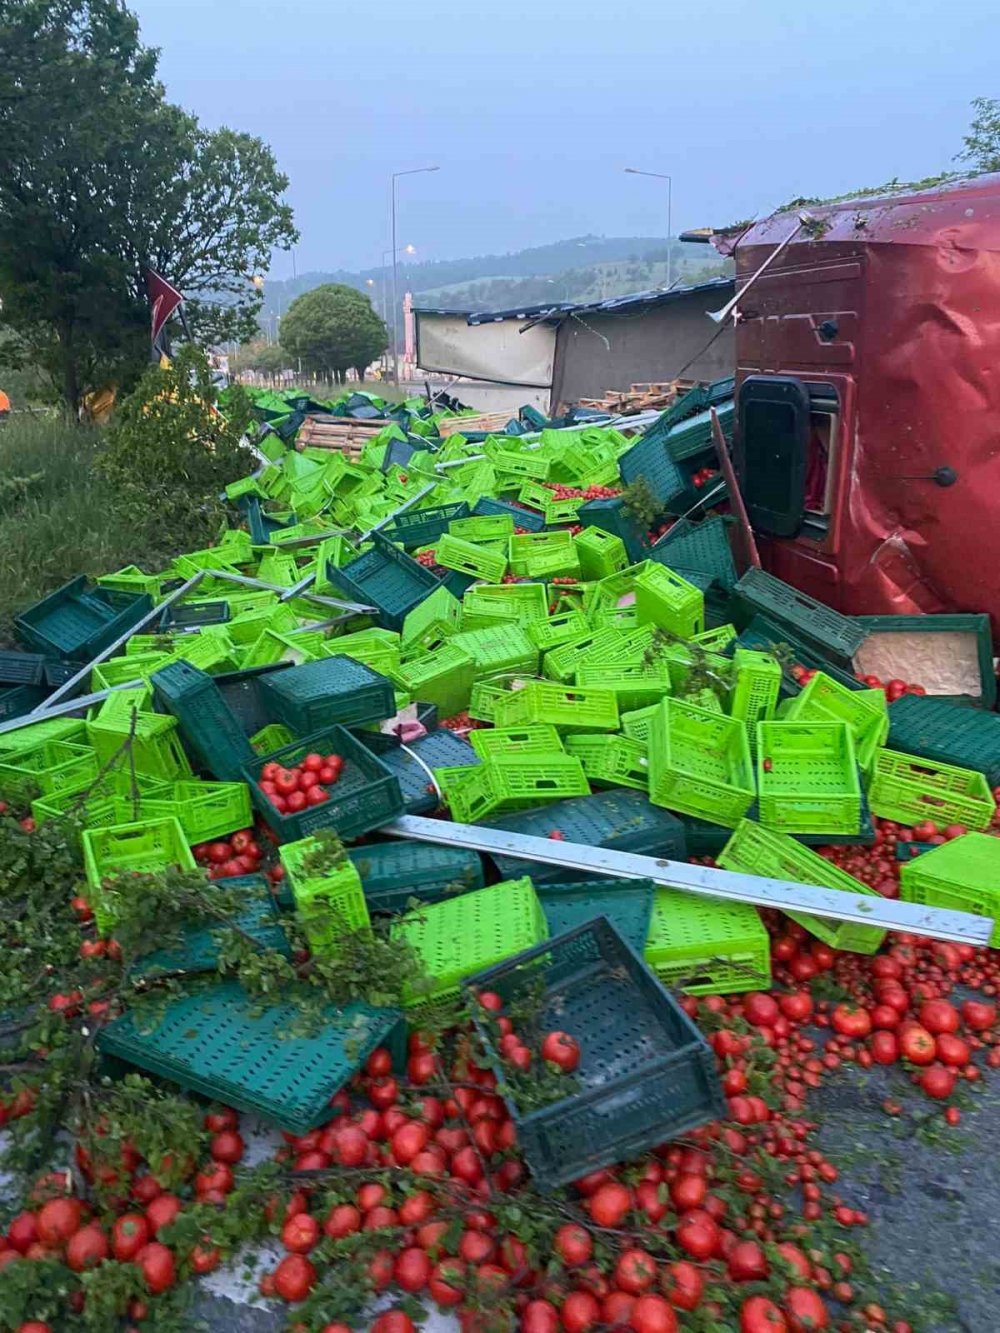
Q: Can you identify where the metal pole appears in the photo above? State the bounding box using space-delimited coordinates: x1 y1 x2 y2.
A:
32 573 206 714
666 175 673 290
0 680 150 738
386 816 995 946
391 177 400 387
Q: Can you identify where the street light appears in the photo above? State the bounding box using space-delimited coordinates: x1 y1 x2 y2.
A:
391 167 439 383
382 244 417 375
624 168 673 290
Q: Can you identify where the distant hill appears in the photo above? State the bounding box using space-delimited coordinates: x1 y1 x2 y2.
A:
260 236 732 331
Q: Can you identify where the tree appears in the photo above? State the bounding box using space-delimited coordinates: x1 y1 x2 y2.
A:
279 284 387 385
958 96 1000 174
0 0 296 414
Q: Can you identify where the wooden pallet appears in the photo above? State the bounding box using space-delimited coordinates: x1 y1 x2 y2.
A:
295 416 385 457
579 377 699 416
438 410 514 438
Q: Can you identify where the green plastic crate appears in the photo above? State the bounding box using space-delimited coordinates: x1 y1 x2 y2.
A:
535 879 655 953
542 627 625 683
527 610 591 651
509 531 581 579
439 754 590 822
466 917 722 1190
0 717 86 755
468 679 513 722
320 628 401 676
97 979 404 1134
83 817 198 933
97 566 163 599
733 569 866 669
644 889 771 994
577 496 651 565
449 626 539 680
634 563 704 639
152 661 256 781
493 682 620 733
15 576 153 662
435 532 507 583
487 448 550 480
243 724 404 843
391 877 547 1007
899 833 1000 945
867 748 995 830
0 741 98 802
650 516 737 590
86 712 192 782
349 841 484 914
250 723 296 754
730 649 782 755
140 780 252 844
448 514 515 543
757 721 861 835
31 787 121 830
564 733 649 791
462 583 549 631
887 695 1000 788
621 704 659 745
853 613 995 709
469 725 564 759
784 671 888 772
718 820 886 954
279 837 371 955
328 533 440 632
259 656 395 734
401 586 461 649
648 698 755 827
394 644 476 718
692 624 738 653
574 663 674 712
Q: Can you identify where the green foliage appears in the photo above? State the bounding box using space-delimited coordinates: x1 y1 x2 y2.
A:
96 345 255 533
0 0 296 412
620 477 661 530
958 96 1000 173
280 283 389 383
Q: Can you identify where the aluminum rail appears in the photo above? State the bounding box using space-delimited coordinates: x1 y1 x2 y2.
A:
386 815 994 946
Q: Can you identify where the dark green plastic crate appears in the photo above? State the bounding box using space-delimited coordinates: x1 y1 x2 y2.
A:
577 496 652 564
487 789 687 885
0 683 48 722
887 694 1000 789
349 841 484 913
466 917 725 1190
382 502 470 548
130 876 289 980
537 879 655 953
243 724 404 842
473 496 545 532
734 615 865 698
97 979 405 1133
0 651 47 687
682 798 876 856
15 576 153 662
260 655 395 734
732 569 866 669
328 533 440 632
853 613 995 709
618 436 687 509
152 660 256 781
651 516 737 590
159 600 232 631
359 728 480 814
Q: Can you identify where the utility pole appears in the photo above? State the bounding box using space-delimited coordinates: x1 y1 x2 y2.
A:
390 166 439 384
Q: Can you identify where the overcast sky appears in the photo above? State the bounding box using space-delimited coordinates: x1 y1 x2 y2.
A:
133 0 995 278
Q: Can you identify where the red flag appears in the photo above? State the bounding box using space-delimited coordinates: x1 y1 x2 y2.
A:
146 270 185 348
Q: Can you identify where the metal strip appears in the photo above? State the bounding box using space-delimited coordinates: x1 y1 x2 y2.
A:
385 815 994 946
205 569 375 616
0 680 148 738
359 482 437 543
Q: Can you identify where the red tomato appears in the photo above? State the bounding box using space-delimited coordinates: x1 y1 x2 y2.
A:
522 1301 560 1333
936 1033 971 1067
660 1259 703 1311
109 1212 150 1263
136 1242 176 1294
428 1257 466 1307
394 1246 431 1292
778 991 813 1023
562 1290 601 1333
540 1030 580 1071
66 1224 109 1272
669 1173 706 1212
831 1004 872 1039
615 1247 657 1294
285 790 307 812
368 1076 399 1110
919 1000 960 1035
740 1295 789 1332
675 1211 719 1262
586 1181 631 1228
145 1194 181 1235
281 1212 319 1254
728 1240 769 1282
298 769 320 791
962 999 996 1030
742 992 780 1027
210 1130 244 1164
190 1241 221 1274
398 1191 435 1226
603 1292 636 1328
920 1065 956 1100
36 1198 82 1248
274 769 300 796
305 785 329 806
786 1286 829 1331
323 1203 361 1239
206 841 231 864
870 1031 899 1065
554 1222 592 1266
318 766 336 784
302 754 324 773
195 1162 233 1197
630 1294 678 1333
371 1315 415 1333
273 1252 316 1302
899 1025 937 1065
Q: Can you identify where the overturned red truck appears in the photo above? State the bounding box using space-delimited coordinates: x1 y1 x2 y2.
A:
718 172 1000 635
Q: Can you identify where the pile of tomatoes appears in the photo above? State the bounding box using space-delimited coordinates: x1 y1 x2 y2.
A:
476 990 581 1074
256 751 344 817
542 484 621 502
689 466 718 491
192 828 265 880
855 674 927 702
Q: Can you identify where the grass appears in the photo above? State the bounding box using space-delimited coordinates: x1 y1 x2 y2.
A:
0 416 228 646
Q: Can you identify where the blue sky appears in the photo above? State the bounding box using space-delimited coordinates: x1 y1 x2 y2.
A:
133 0 996 277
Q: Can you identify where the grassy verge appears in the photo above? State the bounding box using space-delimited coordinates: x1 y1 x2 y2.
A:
0 416 230 645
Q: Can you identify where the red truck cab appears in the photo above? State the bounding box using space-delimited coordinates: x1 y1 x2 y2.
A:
728 173 1000 631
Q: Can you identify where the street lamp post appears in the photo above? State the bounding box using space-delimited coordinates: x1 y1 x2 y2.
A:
382 243 416 377
390 166 439 384
624 168 674 290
